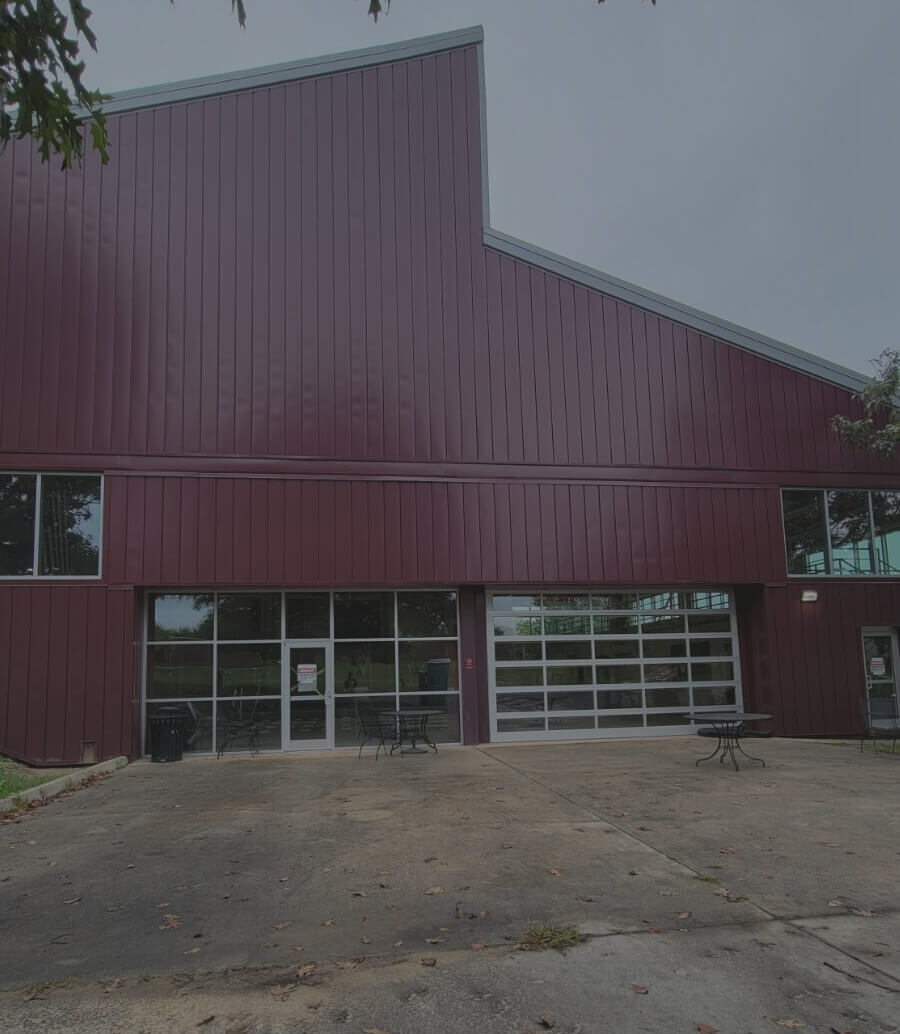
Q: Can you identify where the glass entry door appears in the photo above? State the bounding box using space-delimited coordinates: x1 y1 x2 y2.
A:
861 628 899 703
283 641 333 749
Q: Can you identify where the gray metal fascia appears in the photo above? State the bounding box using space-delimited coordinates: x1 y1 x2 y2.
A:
483 229 869 394
98 25 485 116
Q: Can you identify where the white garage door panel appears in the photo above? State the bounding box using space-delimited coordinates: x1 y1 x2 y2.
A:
487 588 742 741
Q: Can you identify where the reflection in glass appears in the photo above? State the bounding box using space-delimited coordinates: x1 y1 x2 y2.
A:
397 591 457 637
827 490 875 574
394 693 460 744
593 614 639 635
546 665 593 685
496 642 543 662
690 638 732 657
491 594 541 612
596 664 641 685
285 592 330 638
647 714 690 726
549 716 595 730
546 640 592 660
497 692 545 712
544 615 591 636
639 591 684 610
217 644 281 697
543 593 590 611
334 696 395 748
592 593 637 610
398 642 458 692
596 689 643 709
495 667 544 687
645 687 689 708
873 491 900 576
692 662 735 682
493 616 542 637
782 489 829 575
290 698 327 740
594 639 640 659
38 475 101 575
147 644 213 698
687 613 731 633
497 716 546 732
640 614 686 634
644 663 689 683
681 590 730 610
334 641 395 693
0 473 36 575
693 686 736 707
150 593 214 641
334 592 394 638
597 714 643 728
548 690 594 710
642 638 687 658
217 594 281 640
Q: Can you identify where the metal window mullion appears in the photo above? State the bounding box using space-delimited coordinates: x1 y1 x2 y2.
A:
867 490 881 575
31 473 42 575
211 591 219 754
821 489 835 575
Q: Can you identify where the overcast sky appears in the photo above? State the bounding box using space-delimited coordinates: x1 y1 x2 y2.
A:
83 0 900 375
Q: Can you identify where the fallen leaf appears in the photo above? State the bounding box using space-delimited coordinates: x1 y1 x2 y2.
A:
424 856 437 863
470 942 486 951
361 936 371 944
274 921 291 930
64 896 82 905
425 937 445 944
269 983 297 1001
361 1027 391 1034
196 1017 214 1027
184 947 200 955
776 1022 806 1030
828 899 844 907
105 904 122 913
425 887 444 896
539 1014 556 1028
696 1025 719 1034
421 956 437 967
376 869 392 876
849 908 879 918
156 902 171 908
647 928 662 934
547 868 561 876
297 963 317 978
279 877 289 883
352 890 368 897
103 979 122 994
321 919 336 926
160 914 182 930
631 984 649 995
678 912 692 919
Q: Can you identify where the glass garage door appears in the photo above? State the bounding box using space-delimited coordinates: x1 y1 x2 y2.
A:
488 589 741 740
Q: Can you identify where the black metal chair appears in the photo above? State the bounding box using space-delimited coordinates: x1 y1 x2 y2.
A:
357 707 394 760
859 697 899 752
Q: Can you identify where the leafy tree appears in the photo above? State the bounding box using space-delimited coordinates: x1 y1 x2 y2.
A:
832 350 900 456
2 0 653 168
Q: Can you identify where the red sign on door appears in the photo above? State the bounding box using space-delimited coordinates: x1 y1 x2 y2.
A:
463 657 475 671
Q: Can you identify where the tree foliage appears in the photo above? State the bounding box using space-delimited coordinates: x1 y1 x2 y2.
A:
832 350 900 456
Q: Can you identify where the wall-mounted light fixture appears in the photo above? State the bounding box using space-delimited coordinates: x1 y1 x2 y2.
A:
801 590 818 603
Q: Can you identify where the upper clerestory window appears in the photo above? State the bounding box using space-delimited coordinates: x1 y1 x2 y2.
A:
0 473 102 578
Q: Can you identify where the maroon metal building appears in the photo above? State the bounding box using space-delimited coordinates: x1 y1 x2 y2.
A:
2 27 898 765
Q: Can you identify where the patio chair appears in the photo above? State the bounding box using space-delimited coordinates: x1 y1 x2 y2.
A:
859 697 899 752
357 706 395 760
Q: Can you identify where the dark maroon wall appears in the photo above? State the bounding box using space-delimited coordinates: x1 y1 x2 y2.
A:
1 37 899 763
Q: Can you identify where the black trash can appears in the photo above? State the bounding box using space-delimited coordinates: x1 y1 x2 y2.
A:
148 705 191 762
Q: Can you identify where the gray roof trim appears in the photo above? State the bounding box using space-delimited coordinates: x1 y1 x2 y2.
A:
99 25 484 116
484 229 869 393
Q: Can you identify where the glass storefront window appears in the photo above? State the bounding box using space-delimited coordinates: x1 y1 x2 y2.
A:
217 593 281 640
216 644 281 697
285 593 330 638
334 592 394 639
397 592 458 637
335 641 396 693
398 642 458 692
149 593 214 641
783 489 829 575
147 644 213 699
0 474 36 575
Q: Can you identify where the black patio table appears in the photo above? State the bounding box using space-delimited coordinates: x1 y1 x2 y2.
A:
390 707 442 755
682 711 773 771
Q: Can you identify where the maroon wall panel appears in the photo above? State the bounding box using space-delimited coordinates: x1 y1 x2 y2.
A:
0 586 136 765
102 474 785 588
761 582 900 737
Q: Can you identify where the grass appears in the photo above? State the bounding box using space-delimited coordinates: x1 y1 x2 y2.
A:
693 874 719 883
520 921 583 953
0 756 74 801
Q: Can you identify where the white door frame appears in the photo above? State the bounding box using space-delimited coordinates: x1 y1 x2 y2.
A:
282 640 334 749
861 626 900 702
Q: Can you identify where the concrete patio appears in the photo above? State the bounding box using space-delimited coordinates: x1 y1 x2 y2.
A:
1 737 898 1033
